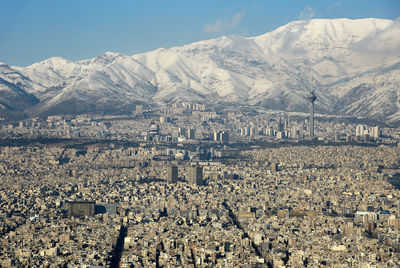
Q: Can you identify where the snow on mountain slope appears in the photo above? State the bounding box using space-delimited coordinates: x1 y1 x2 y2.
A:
5 18 400 122
13 52 127 92
0 76 39 112
0 62 44 93
334 61 400 120
254 18 392 54
12 57 75 91
27 53 157 115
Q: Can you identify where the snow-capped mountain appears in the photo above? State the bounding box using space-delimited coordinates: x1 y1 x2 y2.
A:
0 62 39 114
2 18 400 123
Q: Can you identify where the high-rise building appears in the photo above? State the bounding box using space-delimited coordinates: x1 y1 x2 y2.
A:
167 165 178 183
214 130 229 142
249 127 256 136
371 125 380 138
356 124 367 137
221 131 229 142
284 115 289 128
306 92 316 138
276 131 285 139
266 127 274 136
278 118 284 132
241 127 250 136
188 128 196 139
355 125 380 140
178 128 187 137
214 130 220 141
188 166 203 186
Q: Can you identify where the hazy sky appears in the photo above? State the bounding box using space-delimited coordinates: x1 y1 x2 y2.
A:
1 0 399 66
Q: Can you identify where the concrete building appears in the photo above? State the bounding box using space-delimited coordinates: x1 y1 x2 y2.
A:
95 203 117 215
221 131 229 142
356 124 368 137
214 130 220 141
188 128 196 139
65 201 95 217
214 131 229 142
167 165 178 183
188 166 203 186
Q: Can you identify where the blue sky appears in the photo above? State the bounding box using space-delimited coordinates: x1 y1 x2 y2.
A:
1 0 399 66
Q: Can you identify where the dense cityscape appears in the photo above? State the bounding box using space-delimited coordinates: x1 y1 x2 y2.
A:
1 0 399 266
1 103 400 267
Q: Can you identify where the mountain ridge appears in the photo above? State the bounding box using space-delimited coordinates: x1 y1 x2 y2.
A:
1 18 399 123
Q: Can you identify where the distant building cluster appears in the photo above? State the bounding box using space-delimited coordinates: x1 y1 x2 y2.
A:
356 124 381 141
1 101 397 145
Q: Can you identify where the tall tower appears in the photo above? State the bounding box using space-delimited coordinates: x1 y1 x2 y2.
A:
306 92 316 138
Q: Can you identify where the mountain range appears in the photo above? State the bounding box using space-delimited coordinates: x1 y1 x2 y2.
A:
1 18 399 124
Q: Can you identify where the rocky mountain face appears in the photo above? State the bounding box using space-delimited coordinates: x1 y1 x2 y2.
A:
1 18 399 123
0 62 39 116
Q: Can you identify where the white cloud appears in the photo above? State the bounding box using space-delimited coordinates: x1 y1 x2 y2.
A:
299 6 315 21
231 12 245 28
203 20 223 34
203 11 246 34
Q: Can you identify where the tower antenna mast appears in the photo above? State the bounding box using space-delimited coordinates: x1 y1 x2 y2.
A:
307 73 317 139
